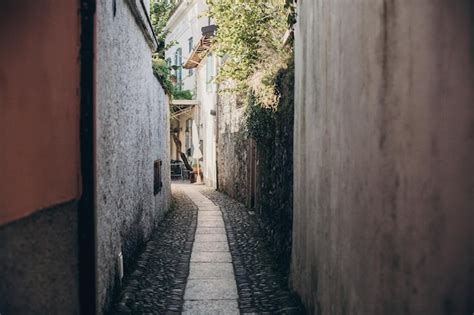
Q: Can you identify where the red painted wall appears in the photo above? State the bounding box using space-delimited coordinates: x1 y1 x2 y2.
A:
0 0 81 224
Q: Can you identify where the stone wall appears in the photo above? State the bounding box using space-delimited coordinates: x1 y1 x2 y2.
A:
247 64 295 273
216 88 249 203
96 0 171 312
292 1 474 314
216 68 295 275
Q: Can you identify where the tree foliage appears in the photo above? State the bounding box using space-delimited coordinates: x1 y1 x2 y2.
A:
206 0 296 108
152 57 174 94
150 0 175 56
153 57 193 100
150 0 191 99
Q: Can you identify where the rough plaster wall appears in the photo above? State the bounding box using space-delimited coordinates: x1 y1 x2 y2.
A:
0 202 80 314
96 0 170 312
217 88 249 203
152 79 172 219
292 1 474 314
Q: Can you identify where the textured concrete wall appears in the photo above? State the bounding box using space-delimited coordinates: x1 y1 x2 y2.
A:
0 202 80 314
0 0 81 224
96 0 171 312
152 79 172 212
217 87 249 203
292 1 474 314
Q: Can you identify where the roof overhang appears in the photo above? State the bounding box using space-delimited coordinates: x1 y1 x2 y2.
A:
170 99 200 120
171 99 201 106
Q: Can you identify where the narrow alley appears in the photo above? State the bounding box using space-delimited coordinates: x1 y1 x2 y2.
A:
1 1 473 314
114 183 303 314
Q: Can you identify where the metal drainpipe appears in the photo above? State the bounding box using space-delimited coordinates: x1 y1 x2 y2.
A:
215 58 220 191
79 0 96 313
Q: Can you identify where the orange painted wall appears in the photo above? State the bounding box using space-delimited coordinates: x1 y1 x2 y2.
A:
0 1 81 224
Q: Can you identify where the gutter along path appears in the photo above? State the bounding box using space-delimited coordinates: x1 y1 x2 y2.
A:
114 183 304 314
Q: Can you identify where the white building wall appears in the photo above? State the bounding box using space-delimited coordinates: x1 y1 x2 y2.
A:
195 56 218 188
166 0 217 188
165 0 210 94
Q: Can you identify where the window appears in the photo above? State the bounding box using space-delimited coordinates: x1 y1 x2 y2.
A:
187 37 194 77
166 58 172 67
188 37 193 53
174 48 183 90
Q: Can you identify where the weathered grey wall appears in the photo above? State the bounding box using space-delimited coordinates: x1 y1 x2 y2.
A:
217 89 249 203
292 1 474 314
96 0 171 312
0 202 80 314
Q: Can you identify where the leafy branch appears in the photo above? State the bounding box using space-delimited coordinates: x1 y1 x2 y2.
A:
206 0 295 108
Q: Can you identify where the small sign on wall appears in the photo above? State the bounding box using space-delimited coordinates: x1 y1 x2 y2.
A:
154 160 163 195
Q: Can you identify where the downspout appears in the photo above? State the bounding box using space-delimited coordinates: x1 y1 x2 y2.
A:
215 59 220 191
79 0 96 314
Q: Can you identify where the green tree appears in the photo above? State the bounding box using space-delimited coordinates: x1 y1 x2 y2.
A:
150 0 176 57
206 0 295 107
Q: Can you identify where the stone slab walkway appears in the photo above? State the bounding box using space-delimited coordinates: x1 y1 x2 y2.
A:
181 185 239 314
112 183 305 314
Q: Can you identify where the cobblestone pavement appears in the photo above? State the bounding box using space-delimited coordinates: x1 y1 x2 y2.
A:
113 186 197 314
198 186 305 314
112 183 305 314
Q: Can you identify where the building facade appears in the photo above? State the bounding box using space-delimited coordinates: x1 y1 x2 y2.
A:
166 0 218 188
